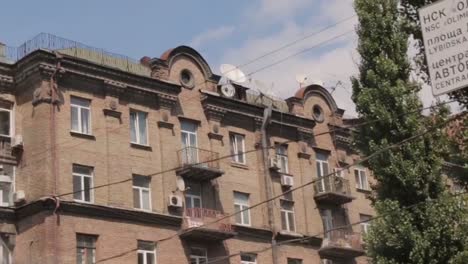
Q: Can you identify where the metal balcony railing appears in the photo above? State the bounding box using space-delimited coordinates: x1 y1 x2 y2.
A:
177 146 220 170
184 207 234 233
313 175 351 197
322 229 363 251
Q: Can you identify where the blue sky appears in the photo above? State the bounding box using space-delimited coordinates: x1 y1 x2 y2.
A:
1 0 444 116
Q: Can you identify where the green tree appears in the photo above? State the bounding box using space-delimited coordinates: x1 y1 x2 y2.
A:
352 0 468 263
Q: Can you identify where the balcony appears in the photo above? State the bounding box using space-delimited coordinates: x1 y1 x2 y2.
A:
313 176 354 205
180 208 236 241
319 229 365 259
176 147 224 181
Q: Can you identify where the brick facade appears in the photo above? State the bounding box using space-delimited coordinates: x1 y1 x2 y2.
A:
0 44 376 264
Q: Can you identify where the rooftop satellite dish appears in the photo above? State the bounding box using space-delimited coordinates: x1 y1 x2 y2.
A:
220 64 247 83
295 74 308 86
176 176 185 191
254 80 277 98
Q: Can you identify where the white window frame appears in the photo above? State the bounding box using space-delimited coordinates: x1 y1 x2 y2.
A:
0 106 12 138
240 253 257 264
0 165 14 207
321 209 334 239
189 247 207 264
130 110 149 146
137 241 156 264
0 235 11 264
360 214 372 234
180 121 198 165
73 165 94 203
230 133 246 164
280 200 296 232
234 192 251 226
316 153 329 193
276 144 289 174
354 168 369 190
76 234 96 264
70 96 92 135
133 175 152 211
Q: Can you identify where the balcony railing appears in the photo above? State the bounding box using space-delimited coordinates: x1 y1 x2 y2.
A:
319 229 364 258
176 147 223 181
181 207 235 241
313 175 354 204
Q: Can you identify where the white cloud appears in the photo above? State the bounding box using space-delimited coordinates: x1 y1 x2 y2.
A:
190 26 235 48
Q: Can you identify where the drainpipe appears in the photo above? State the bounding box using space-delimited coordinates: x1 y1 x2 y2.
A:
261 105 278 264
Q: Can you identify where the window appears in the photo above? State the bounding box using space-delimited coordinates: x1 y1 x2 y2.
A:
71 97 91 135
73 165 93 203
240 254 256 264
180 69 195 88
280 200 295 232
181 121 198 164
190 247 207 264
230 133 245 164
130 110 148 145
0 165 14 207
133 175 151 211
360 214 372 234
354 168 369 190
0 234 11 264
312 105 324 122
0 103 11 137
321 209 333 239
316 152 329 193
234 192 250 226
76 234 96 264
276 144 289 174
288 258 303 264
138 241 156 264
185 182 202 209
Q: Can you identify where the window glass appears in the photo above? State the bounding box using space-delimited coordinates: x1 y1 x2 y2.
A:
241 254 256 264
133 175 151 211
0 110 10 137
130 110 148 145
137 241 156 264
230 133 246 164
71 97 91 135
234 192 250 226
73 165 93 203
76 234 96 264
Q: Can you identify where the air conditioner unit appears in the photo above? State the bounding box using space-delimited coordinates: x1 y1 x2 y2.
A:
269 157 280 171
168 194 183 208
13 190 26 203
12 135 23 148
281 175 294 187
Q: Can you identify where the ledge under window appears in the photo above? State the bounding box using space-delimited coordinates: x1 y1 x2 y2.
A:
356 188 372 194
70 131 96 140
130 142 152 151
230 162 249 170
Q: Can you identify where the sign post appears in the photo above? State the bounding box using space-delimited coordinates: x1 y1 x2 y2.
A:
419 0 468 96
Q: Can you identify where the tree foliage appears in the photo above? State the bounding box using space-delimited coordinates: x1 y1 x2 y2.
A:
352 0 468 263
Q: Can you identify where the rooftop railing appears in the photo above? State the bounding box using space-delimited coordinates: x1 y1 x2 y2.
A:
0 33 150 76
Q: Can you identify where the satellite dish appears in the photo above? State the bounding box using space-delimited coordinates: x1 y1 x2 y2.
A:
220 83 236 98
254 80 277 98
176 176 185 191
295 74 308 85
220 64 247 83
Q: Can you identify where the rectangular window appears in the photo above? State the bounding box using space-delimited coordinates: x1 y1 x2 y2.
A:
287 258 303 264
130 110 148 145
230 133 246 164
133 175 151 211
280 200 295 232
0 103 12 138
234 192 250 226
190 247 207 264
73 165 93 203
354 168 369 190
240 254 256 264
360 214 372 234
181 121 198 165
0 165 14 207
321 209 333 239
316 152 329 193
276 144 289 174
137 240 156 264
0 234 11 264
71 97 91 135
76 234 96 264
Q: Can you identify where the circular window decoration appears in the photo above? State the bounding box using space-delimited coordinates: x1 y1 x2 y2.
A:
179 69 194 88
312 105 324 122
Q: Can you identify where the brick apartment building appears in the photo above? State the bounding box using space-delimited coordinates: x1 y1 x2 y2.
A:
0 33 377 264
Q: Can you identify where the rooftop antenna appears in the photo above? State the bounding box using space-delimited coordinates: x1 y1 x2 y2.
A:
295 74 308 89
219 64 247 98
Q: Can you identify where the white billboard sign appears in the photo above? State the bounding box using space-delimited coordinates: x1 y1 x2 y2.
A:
419 0 468 96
